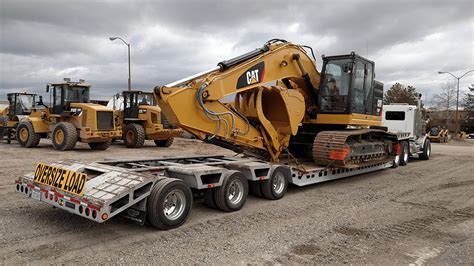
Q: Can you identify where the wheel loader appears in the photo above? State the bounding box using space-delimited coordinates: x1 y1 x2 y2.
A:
427 126 449 143
16 78 122 150
1 92 39 141
110 90 182 148
154 39 401 168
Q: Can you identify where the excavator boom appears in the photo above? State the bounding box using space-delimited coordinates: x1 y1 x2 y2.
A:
155 40 320 161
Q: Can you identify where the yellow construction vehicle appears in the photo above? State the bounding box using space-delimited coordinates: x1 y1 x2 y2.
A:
112 90 182 148
154 39 402 168
1 92 39 141
16 78 122 150
427 126 449 143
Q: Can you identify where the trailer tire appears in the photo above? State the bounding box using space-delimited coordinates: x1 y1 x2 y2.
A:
249 181 264 198
204 189 217 209
146 178 192 230
261 167 289 200
16 121 41 148
123 123 146 148
154 137 174 147
419 139 431 160
89 140 112 150
399 141 409 166
213 170 248 212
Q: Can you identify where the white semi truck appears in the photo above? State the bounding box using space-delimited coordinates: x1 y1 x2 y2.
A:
382 94 431 165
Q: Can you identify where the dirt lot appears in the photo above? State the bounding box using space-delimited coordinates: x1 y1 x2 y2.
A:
0 138 473 264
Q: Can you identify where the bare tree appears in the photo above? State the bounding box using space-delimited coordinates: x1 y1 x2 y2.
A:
433 81 457 112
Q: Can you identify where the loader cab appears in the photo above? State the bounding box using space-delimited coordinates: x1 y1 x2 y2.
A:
47 79 90 115
122 91 156 119
318 53 383 125
7 92 37 119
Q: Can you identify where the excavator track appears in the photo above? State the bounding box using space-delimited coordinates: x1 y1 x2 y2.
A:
313 129 395 168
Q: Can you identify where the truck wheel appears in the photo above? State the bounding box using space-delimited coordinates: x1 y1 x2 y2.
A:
123 123 145 148
261 167 289 200
154 137 174 147
89 140 112 150
213 170 248 212
52 122 77 151
16 121 41 148
419 139 431 160
146 178 192 230
399 141 409 166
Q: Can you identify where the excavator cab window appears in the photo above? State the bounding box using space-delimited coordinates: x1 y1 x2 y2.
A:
319 58 352 113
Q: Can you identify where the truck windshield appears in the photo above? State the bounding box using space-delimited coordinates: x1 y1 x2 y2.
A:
64 86 90 104
320 59 352 113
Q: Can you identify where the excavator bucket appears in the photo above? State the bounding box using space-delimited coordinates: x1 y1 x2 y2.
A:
235 86 305 159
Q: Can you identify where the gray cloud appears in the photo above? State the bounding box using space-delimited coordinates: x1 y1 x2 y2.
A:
1 0 473 103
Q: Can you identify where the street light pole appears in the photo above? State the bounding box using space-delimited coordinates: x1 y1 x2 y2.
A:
438 70 474 135
110 36 132 91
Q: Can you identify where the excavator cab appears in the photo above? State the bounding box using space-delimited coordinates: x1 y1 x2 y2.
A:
47 78 90 115
317 53 383 126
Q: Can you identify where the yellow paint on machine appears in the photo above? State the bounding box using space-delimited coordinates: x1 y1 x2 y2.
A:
33 163 87 196
313 113 382 126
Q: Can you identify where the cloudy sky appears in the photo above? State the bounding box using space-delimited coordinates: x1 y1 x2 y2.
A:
0 0 473 106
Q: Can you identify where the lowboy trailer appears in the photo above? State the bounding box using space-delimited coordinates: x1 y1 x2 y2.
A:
15 143 407 230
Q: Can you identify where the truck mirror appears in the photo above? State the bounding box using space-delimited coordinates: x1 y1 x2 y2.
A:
46 85 49 92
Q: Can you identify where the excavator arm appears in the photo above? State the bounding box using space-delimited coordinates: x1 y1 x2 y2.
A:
154 40 321 161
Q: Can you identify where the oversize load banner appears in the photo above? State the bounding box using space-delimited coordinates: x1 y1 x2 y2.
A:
34 163 87 196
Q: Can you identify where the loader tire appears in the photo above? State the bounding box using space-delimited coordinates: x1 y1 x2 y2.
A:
123 123 146 148
52 122 77 151
89 140 112 150
419 139 431 160
399 141 409 166
213 170 248 212
146 178 192 230
261 167 289 200
154 137 174 147
16 121 41 148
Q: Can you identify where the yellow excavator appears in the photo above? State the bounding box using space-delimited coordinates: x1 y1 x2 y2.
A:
154 39 399 168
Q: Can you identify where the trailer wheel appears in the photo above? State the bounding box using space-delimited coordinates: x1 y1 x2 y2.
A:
154 137 174 147
16 121 41 148
419 139 431 160
261 167 289 200
123 123 146 148
89 140 112 150
213 170 248 212
146 178 192 230
399 141 409 166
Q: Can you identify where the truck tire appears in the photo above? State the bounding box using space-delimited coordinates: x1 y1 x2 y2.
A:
146 178 192 230
123 123 145 148
52 122 77 151
154 137 174 147
213 170 248 212
16 121 41 148
419 139 431 160
399 141 409 166
261 167 289 200
89 140 112 150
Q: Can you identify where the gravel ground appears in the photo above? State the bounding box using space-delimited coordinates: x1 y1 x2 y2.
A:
0 138 473 264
